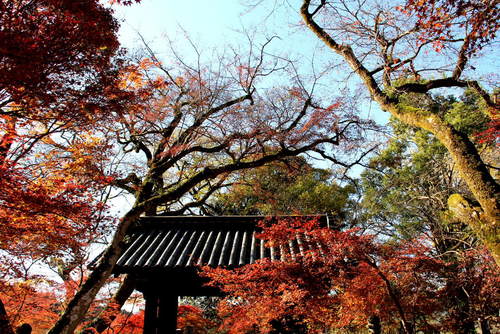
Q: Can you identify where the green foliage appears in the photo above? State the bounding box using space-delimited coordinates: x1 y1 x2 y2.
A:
208 157 355 223
444 91 490 136
360 91 490 247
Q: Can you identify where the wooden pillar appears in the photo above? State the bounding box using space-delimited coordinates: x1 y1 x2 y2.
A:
159 294 178 333
143 291 178 334
143 291 159 334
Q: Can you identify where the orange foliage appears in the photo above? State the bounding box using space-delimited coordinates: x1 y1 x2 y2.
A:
105 311 144 334
1 276 147 334
0 281 60 334
177 305 215 334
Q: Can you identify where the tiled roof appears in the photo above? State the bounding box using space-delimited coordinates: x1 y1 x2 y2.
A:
113 215 329 273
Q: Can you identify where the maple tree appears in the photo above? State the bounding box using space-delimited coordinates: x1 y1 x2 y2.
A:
0 280 60 334
0 275 147 334
0 124 120 331
0 70 120 334
176 304 217 334
404 0 499 56
0 0 132 123
102 311 144 334
0 0 136 270
440 247 499 334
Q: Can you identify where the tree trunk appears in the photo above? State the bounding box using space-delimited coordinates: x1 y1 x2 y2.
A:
86 275 136 333
479 319 491 334
0 298 14 334
47 206 144 334
386 110 500 264
448 193 500 264
385 104 500 264
368 261 413 334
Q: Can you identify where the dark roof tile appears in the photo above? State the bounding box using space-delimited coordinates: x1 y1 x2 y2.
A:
113 215 329 273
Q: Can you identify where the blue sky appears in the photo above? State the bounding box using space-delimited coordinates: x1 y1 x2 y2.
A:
113 1 330 69
113 0 384 112
115 1 264 49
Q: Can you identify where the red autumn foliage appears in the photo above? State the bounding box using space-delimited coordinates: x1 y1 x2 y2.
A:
0 280 60 334
1 282 219 334
475 112 499 145
1 276 146 334
105 311 144 334
439 248 500 332
0 2 129 330
203 218 499 333
0 133 116 279
401 0 499 54
0 0 135 122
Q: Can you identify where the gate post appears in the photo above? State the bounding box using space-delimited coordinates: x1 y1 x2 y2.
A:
159 293 178 333
143 291 159 334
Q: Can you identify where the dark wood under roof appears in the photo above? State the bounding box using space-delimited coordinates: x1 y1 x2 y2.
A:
114 215 330 274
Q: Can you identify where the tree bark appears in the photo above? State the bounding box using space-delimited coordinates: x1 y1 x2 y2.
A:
448 193 500 264
367 315 381 334
479 319 491 334
453 287 475 334
375 270 413 334
385 111 500 264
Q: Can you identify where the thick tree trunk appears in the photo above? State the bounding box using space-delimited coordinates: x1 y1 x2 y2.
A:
385 109 500 264
86 275 136 333
448 192 500 264
386 108 500 264
47 206 144 334
0 298 14 334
